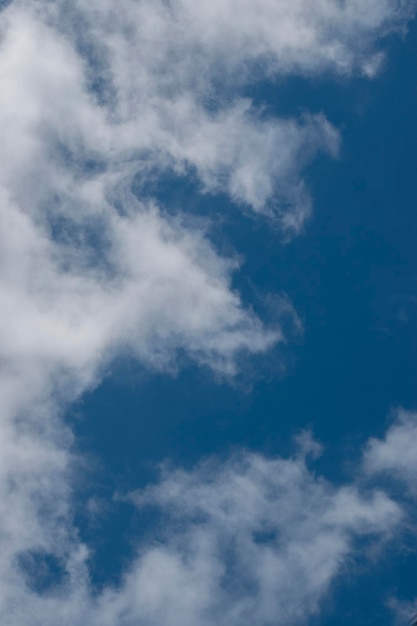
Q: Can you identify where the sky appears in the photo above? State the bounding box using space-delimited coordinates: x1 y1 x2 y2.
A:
0 1 416 625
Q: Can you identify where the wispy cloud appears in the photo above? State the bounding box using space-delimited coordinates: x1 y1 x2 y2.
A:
0 433 406 626
363 410 417 622
0 0 416 624
364 409 417 496
123 448 401 626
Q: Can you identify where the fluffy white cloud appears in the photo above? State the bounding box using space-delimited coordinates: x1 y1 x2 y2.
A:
363 410 417 623
0 0 416 625
364 409 417 496
0 437 404 626
122 450 401 626
5 0 414 236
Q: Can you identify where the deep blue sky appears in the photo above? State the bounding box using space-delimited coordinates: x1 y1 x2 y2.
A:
72 18 417 624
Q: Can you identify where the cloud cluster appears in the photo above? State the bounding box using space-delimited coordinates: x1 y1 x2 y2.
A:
123 449 401 626
0 431 406 626
0 0 416 624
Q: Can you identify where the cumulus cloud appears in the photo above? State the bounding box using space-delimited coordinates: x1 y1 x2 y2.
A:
363 410 417 623
364 409 417 497
0 0 416 624
4 0 414 238
0 437 404 626
123 450 401 626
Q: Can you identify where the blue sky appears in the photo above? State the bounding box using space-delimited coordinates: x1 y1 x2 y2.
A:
0 1 417 625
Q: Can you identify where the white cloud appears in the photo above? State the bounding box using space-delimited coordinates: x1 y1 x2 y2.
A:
0 0 415 624
6 0 414 237
364 409 417 496
122 450 401 626
0 439 404 626
363 409 417 623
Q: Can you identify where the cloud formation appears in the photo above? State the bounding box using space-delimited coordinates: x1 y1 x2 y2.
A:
0 0 416 624
124 448 401 626
0 434 405 626
364 409 417 496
